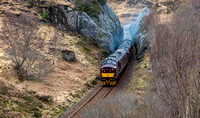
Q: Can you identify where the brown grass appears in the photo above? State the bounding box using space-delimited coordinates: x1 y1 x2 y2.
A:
0 0 105 117
129 52 153 92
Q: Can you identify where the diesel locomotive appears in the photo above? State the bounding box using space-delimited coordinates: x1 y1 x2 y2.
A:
100 26 134 86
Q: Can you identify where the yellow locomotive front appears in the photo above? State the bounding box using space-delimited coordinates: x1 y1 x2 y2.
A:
100 60 118 86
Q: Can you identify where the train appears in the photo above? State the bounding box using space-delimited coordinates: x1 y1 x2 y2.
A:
100 25 134 86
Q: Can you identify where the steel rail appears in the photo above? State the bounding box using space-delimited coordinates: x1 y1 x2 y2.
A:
99 87 114 102
68 86 103 118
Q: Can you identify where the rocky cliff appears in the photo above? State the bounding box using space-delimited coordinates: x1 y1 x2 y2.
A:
40 1 123 52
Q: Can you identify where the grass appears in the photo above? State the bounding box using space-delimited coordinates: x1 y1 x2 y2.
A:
0 81 44 118
77 38 83 45
76 35 108 66
77 37 97 65
90 78 98 86
86 56 95 64
82 92 139 118
129 53 153 91
49 105 70 117
77 36 98 47
83 47 91 53
1 97 42 117
0 80 75 118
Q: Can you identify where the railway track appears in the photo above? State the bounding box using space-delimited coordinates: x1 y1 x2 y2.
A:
60 84 114 118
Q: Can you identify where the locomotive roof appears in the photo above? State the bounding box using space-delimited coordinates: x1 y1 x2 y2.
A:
104 49 127 63
119 40 132 50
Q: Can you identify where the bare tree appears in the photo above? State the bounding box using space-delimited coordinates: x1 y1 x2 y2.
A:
145 4 200 118
0 12 52 80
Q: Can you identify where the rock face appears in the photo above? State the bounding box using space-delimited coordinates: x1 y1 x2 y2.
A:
48 6 79 31
61 50 75 62
46 3 122 52
135 30 149 60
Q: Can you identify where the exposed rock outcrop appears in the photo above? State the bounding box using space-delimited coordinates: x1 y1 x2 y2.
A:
42 2 122 52
135 30 149 60
61 50 75 62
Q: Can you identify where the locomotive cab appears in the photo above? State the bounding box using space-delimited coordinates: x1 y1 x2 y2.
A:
100 49 129 86
100 59 118 86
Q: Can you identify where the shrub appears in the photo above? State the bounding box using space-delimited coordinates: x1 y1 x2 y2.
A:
101 49 110 58
0 12 52 80
75 0 101 18
98 30 103 39
33 111 42 118
77 38 83 45
78 36 98 47
41 12 49 19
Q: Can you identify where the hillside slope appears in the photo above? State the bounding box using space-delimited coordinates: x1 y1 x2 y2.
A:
0 0 108 117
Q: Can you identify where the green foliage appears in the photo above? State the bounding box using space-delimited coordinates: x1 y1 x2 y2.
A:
161 1 174 6
95 74 101 80
77 38 83 45
90 79 98 86
57 106 69 117
89 38 98 46
102 49 110 58
0 93 43 117
77 36 98 47
42 12 49 19
98 30 103 39
83 47 91 53
76 0 101 18
33 111 42 118
112 11 115 16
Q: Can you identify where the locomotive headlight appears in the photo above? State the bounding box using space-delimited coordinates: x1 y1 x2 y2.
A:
102 69 103 71
112 69 114 71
